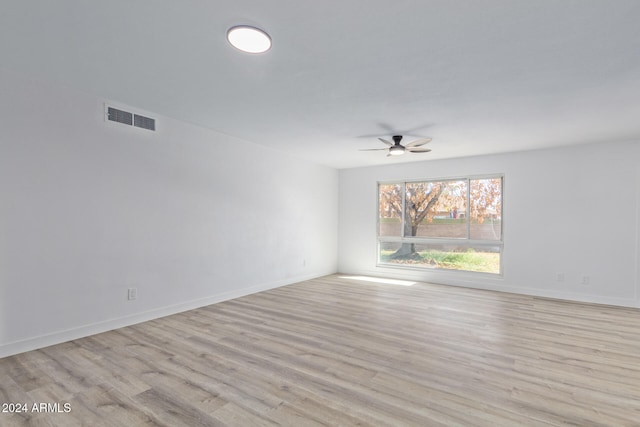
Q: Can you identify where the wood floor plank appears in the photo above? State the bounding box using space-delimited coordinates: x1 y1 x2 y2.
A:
3 274 640 426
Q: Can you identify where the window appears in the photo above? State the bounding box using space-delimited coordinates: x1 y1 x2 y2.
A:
378 176 503 274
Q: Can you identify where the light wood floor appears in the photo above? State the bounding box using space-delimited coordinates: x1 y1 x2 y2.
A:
2 275 640 426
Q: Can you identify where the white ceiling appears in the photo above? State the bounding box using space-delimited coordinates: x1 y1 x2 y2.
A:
2 0 640 169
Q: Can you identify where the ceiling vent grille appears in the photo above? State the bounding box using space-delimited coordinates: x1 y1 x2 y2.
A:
107 106 133 126
134 114 155 131
105 104 156 132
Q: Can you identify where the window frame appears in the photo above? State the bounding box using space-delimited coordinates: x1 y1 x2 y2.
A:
377 174 504 275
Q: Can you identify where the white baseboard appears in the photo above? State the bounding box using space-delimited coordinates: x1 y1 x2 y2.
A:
0 272 331 359
340 268 639 308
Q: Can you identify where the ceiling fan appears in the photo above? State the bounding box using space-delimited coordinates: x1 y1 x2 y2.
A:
359 135 432 156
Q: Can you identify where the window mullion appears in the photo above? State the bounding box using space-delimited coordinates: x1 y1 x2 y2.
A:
401 182 406 238
466 178 471 239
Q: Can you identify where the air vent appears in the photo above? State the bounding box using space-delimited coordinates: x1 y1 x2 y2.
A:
107 107 133 125
134 114 155 131
105 104 156 132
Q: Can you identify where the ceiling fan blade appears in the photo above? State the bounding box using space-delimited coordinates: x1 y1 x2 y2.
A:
405 137 432 147
378 138 393 146
407 147 432 153
359 148 389 151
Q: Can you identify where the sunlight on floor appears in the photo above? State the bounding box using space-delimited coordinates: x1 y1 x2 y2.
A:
338 275 416 286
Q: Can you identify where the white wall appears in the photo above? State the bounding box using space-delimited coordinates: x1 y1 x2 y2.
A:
0 69 339 357
339 141 640 307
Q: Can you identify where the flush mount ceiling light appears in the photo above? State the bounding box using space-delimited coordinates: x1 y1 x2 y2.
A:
227 26 272 54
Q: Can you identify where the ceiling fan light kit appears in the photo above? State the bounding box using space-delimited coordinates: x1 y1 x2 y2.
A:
389 145 405 155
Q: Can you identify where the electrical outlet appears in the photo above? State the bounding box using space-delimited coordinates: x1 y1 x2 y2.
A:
556 272 564 282
580 275 590 285
127 288 138 301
